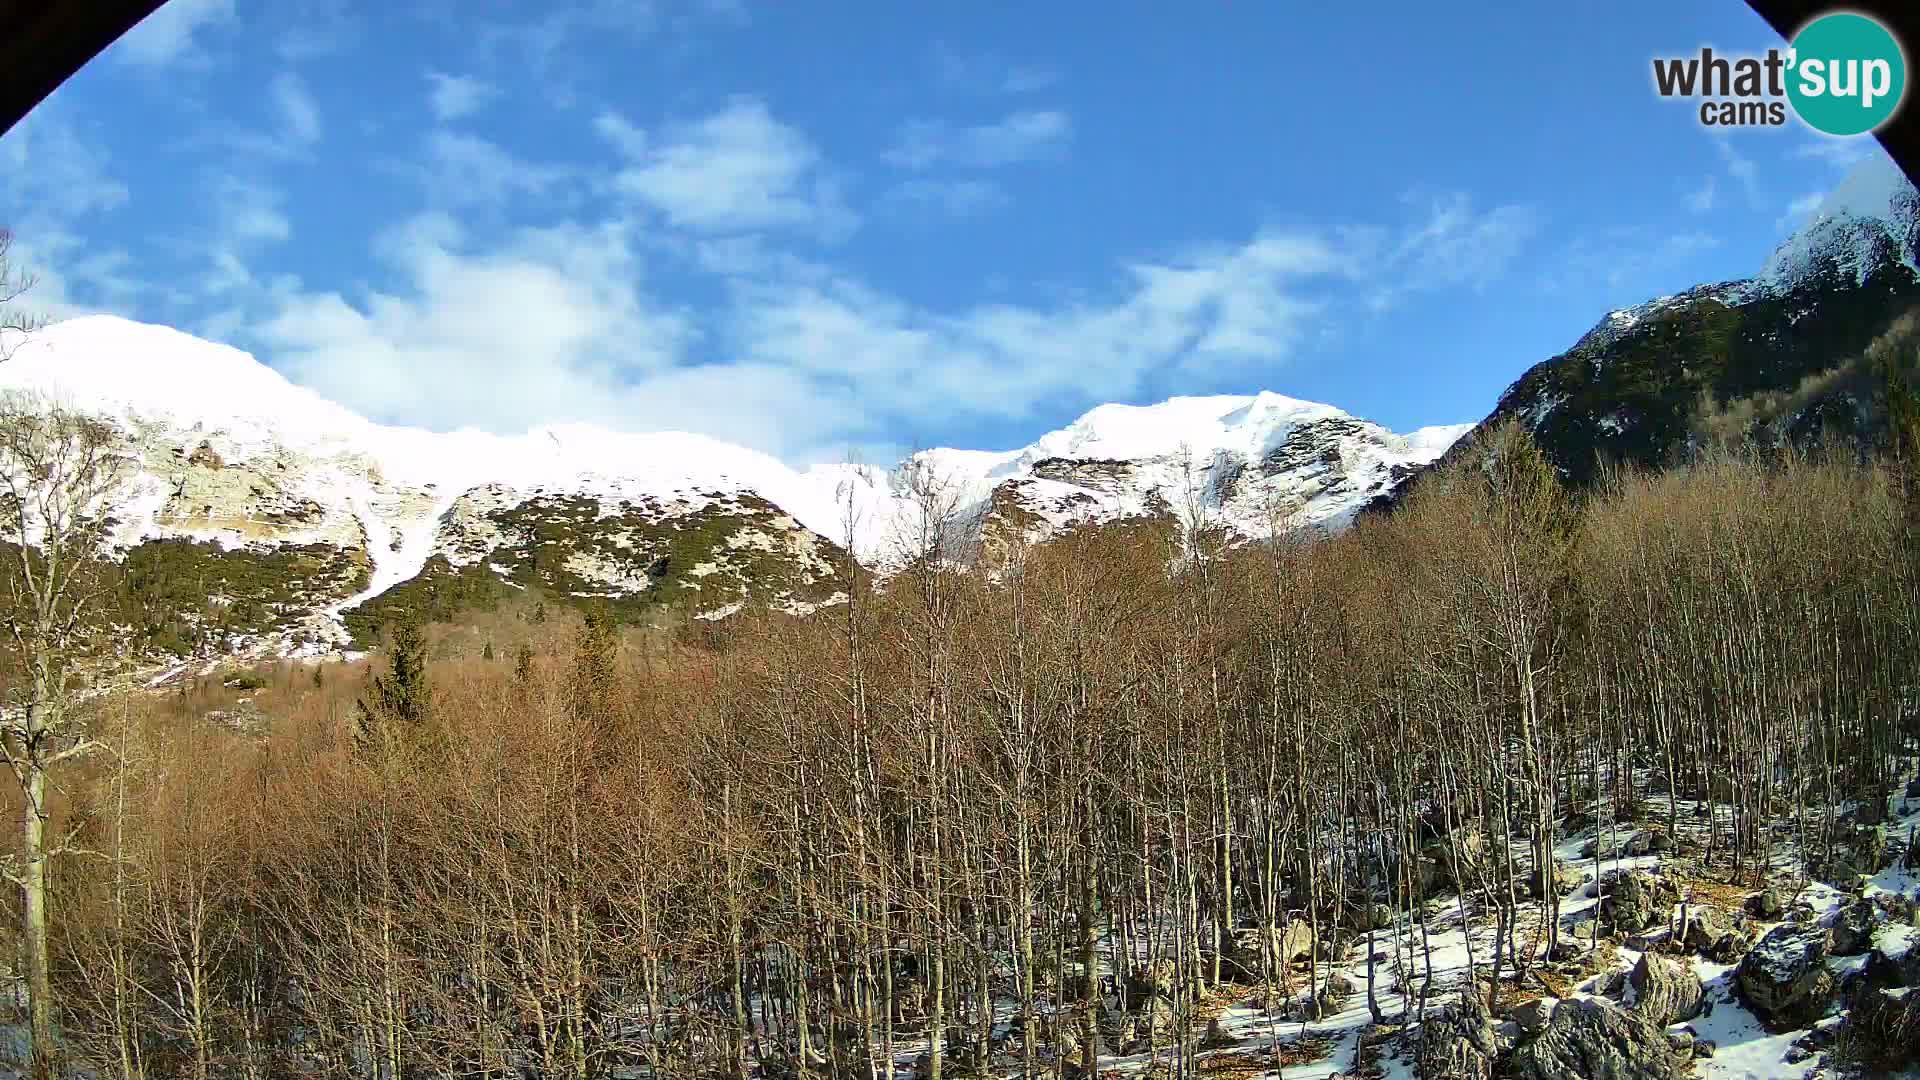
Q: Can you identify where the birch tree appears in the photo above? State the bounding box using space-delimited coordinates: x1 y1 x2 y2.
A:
0 391 131 1074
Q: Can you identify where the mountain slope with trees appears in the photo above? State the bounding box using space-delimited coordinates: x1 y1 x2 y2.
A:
1430 155 1920 489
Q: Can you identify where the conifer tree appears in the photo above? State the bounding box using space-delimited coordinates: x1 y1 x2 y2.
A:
354 616 431 752
571 605 619 747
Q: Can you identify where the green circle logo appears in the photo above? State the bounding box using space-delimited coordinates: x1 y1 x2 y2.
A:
1787 12 1907 136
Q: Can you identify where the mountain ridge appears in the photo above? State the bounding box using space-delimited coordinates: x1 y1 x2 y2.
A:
0 315 1464 657
1426 153 1920 488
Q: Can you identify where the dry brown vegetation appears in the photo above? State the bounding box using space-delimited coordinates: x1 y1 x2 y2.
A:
0 415 1917 1078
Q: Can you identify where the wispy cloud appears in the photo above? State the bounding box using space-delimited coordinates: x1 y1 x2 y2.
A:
226 150 1533 463
275 0 360 60
931 45 1060 95
210 175 291 249
0 107 141 319
272 73 323 147
1793 138 1872 172
22 72 1536 465
1685 175 1717 214
113 0 235 68
1775 190 1826 232
1712 137 1763 209
885 109 1072 170
257 213 722 440
407 132 578 210
425 72 499 122
596 98 855 237
1386 194 1541 294
1558 226 1720 294
881 179 1009 221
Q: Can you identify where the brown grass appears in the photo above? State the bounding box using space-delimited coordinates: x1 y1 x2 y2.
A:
1197 1038 1335 1075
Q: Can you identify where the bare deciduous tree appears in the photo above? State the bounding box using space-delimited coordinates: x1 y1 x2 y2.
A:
0 391 132 1074
0 230 44 364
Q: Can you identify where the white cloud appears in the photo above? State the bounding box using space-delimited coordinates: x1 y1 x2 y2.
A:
1559 227 1720 293
275 0 360 60
0 110 130 223
408 132 575 210
931 45 1060 95
1793 139 1871 171
1712 137 1763 209
0 108 135 319
212 176 291 248
1386 195 1540 293
272 73 323 147
230 183 1531 464
251 213 869 460
257 213 710 433
18 82 1535 464
596 98 855 236
885 110 1072 170
115 0 235 68
592 112 648 158
882 179 1008 219
425 72 498 122
1685 175 1717 214
1775 190 1826 231
721 199 1532 437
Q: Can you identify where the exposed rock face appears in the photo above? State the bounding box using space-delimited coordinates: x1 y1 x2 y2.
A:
186 439 224 469
1621 829 1673 858
1292 974 1353 1021
1597 870 1680 935
1678 906 1747 963
1527 859 1584 900
1353 902 1394 932
1510 998 1689 1080
1736 922 1836 1026
1863 932 1920 990
1421 828 1489 894
1748 888 1787 919
1510 996 1554 1036
1827 898 1878 957
973 393 1468 550
1276 920 1315 965
1813 824 1892 883
1 315 1479 664
1627 952 1703 1027
1413 991 1499 1080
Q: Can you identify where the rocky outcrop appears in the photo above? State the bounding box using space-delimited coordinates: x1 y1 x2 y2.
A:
1292 974 1353 1021
1678 906 1746 963
1736 922 1835 1026
1627 953 1703 1027
1826 897 1878 957
1510 996 1554 1037
1413 992 1499 1080
1510 998 1689 1080
1747 888 1788 919
1275 920 1315 965
1596 870 1679 935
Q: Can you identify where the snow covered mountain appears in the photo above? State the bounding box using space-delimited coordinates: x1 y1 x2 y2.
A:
0 315 1464 658
1448 154 1920 486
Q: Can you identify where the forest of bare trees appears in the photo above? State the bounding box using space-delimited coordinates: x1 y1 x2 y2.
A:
0 410 1913 1079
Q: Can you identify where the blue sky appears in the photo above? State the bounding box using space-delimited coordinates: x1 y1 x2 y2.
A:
0 0 1894 465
